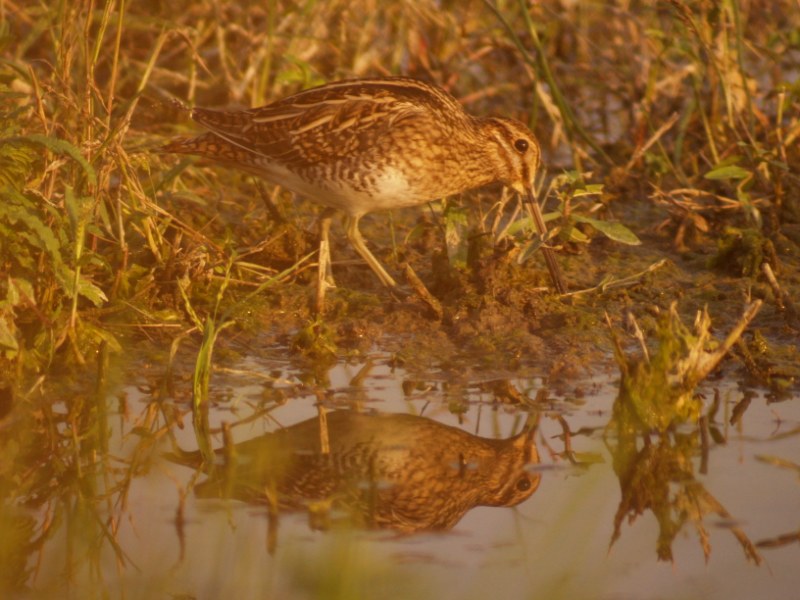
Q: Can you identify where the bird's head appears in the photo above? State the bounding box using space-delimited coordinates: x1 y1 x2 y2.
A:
481 116 541 198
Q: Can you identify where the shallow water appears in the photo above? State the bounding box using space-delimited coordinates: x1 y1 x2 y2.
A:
6 351 800 600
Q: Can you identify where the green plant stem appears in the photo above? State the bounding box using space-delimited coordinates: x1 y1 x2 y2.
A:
483 0 612 165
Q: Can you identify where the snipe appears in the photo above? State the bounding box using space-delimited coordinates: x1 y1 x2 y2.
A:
162 77 567 301
166 409 540 533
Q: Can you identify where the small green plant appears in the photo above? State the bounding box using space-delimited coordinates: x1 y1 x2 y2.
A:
508 171 640 267
0 132 114 367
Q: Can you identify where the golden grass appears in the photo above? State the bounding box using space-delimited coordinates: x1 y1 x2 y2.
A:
0 0 798 376
1 4 799 596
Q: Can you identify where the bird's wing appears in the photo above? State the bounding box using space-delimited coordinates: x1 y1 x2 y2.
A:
189 79 458 169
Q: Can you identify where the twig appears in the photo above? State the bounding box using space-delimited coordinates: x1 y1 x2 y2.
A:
564 258 669 297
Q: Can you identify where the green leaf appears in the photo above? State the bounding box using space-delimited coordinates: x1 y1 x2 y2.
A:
506 210 559 237
568 227 590 243
6 278 34 307
517 227 561 264
82 322 122 352
443 206 468 268
572 215 641 245
76 278 108 307
704 164 750 180
517 237 543 264
6 134 97 186
571 183 604 198
0 141 39 189
0 316 19 353
5 201 64 263
55 265 107 306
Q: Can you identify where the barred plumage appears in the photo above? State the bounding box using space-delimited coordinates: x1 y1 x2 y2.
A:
162 77 566 295
166 410 541 532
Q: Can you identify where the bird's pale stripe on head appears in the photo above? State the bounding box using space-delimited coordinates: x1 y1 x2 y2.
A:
488 124 516 180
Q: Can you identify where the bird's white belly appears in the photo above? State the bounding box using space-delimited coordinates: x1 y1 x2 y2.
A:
256 162 429 217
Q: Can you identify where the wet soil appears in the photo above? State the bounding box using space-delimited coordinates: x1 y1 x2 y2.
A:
206 190 799 399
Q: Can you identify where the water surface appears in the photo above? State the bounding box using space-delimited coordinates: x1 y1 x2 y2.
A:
5 352 799 599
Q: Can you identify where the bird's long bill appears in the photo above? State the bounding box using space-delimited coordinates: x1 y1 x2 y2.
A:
524 188 567 294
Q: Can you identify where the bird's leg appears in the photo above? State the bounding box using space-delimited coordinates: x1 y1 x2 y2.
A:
345 214 398 288
318 208 337 286
316 402 330 455
315 208 337 313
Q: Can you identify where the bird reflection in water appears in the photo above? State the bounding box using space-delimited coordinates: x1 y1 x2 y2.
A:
168 410 541 533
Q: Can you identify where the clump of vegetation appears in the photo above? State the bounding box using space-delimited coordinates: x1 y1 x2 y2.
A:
710 227 779 276
1 1 799 597
608 300 762 432
608 426 762 565
1 0 798 386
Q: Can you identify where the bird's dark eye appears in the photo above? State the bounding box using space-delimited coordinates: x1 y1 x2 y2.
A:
516 476 532 491
514 139 529 153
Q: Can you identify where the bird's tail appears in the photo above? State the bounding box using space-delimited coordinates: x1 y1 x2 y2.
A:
159 132 242 161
